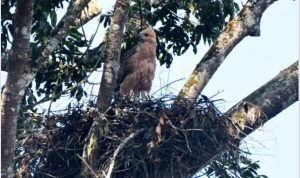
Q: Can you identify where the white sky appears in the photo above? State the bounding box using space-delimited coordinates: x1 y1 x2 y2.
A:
1 0 298 177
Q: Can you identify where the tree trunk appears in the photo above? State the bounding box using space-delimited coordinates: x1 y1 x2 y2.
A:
96 0 130 112
1 0 99 177
81 0 131 176
1 0 33 176
177 0 277 102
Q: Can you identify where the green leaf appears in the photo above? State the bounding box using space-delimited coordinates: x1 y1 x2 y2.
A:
187 2 195 12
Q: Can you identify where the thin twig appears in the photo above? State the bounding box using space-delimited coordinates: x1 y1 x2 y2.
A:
166 120 203 132
152 78 185 95
33 171 57 178
106 129 145 178
47 100 53 116
183 132 192 153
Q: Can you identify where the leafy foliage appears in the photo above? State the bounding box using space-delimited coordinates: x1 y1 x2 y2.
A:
199 152 269 178
124 0 240 67
1 0 104 110
29 0 101 108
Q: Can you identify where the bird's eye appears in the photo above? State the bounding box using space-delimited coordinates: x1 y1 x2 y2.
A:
144 33 149 37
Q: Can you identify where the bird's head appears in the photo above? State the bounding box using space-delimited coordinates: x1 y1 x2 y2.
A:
139 26 156 44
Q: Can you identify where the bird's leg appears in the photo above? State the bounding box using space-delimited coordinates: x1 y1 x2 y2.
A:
133 92 141 102
124 90 134 102
141 91 151 102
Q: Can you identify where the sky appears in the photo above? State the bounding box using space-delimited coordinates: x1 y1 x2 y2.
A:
1 0 298 177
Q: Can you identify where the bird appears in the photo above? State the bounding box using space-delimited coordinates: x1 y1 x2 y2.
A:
115 26 157 101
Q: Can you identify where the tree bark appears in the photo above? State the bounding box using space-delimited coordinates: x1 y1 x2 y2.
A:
177 0 277 102
1 0 33 177
76 0 102 26
226 61 298 140
1 49 9 71
81 1 131 176
96 0 130 111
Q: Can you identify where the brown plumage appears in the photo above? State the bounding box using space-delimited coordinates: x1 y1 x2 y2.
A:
116 26 157 100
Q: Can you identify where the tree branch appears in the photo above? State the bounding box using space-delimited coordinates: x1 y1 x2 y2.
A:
81 1 131 176
33 0 93 71
1 0 102 72
1 1 101 176
226 60 298 140
177 0 277 102
105 129 145 178
76 0 102 26
199 61 298 176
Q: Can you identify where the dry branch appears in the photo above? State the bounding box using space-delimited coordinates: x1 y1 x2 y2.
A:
106 129 145 178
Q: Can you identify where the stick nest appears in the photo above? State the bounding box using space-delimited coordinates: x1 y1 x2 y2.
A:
16 96 236 178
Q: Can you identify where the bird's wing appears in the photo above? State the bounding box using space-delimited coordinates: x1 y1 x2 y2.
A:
116 45 141 91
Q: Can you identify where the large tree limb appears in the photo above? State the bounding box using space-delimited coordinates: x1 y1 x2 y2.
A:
80 1 131 176
226 61 298 140
177 0 277 102
96 0 131 111
1 0 33 176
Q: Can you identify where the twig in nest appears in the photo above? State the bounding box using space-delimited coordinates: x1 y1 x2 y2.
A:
183 132 192 153
166 119 203 132
106 129 145 178
152 78 185 95
141 158 150 178
76 154 99 178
